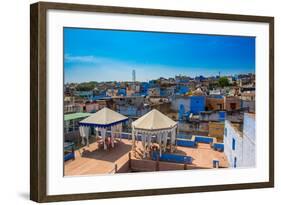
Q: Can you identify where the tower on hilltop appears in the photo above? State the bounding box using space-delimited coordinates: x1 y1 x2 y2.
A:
132 69 136 82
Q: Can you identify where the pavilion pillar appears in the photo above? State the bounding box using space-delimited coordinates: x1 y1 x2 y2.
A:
111 125 115 148
85 126 90 147
132 127 135 146
79 126 85 145
119 123 123 140
95 127 99 140
101 127 107 150
147 134 151 151
170 128 176 152
141 133 146 158
158 132 162 157
163 131 168 152
131 128 133 151
175 127 178 150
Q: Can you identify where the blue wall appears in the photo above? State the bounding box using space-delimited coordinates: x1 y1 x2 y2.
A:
140 82 149 96
118 88 126 96
195 135 213 144
64 152 75 161
178 86 189 95
213 143 224 152
190 96 206 114
178 104 185 121
177 139 196 148
219 111 226 121
152 151 193 164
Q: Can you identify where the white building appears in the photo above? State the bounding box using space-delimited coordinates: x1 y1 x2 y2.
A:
242 113 256 167
227 76 233 84
106 89 118 97
148 87 160 97
209 89 221 95
224 113 256 168
224 120 243 168
170 96 190 113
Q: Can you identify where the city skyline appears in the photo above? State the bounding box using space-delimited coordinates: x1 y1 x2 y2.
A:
64 28 255 83
64 72 254 84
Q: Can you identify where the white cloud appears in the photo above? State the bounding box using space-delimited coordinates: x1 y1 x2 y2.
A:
64 54 115 64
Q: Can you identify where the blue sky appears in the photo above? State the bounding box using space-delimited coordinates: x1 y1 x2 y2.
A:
64 27 255 83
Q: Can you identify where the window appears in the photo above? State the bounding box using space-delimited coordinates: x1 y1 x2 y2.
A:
230 103 236 110
234 157 237 168
224 128 227 137
232 138 236 150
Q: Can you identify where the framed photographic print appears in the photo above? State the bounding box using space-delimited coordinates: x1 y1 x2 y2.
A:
30 1 274 202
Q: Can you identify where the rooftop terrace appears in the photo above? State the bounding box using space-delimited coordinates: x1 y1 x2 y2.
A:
64 138 228 176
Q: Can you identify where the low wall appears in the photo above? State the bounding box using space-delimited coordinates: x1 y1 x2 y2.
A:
159 161 185 171
130 159 201 172
177 139 196 147
176 135 225 154
113 156 208 173
213 143 224 152
176 135 214 147
152 152 193 164
116 160 130 173
195 136 214 144
176 135 196 148
131 159 156 172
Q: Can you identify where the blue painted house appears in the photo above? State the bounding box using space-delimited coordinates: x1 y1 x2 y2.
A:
219 111 226 121
118 88 126 96
178 104 185 121
140 82 149 96
189 96 206 115
178 86 189 95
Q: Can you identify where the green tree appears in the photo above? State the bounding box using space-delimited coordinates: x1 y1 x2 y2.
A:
76 81 97 91
218 77 230 87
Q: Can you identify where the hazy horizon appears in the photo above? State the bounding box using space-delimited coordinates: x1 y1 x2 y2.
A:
64 71 255 84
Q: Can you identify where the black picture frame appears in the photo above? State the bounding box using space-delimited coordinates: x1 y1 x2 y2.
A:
30 1 274 202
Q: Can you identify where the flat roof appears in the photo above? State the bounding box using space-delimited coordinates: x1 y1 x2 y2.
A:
64 112 91 121
64 139 228 176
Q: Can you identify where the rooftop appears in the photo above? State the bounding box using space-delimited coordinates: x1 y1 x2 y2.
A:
64 112 91 121
227 120 243 136
64 139 228 176
64 139 131 176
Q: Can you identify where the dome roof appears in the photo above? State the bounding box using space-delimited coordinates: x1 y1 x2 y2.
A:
192 88 204 96
132 109 177 131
